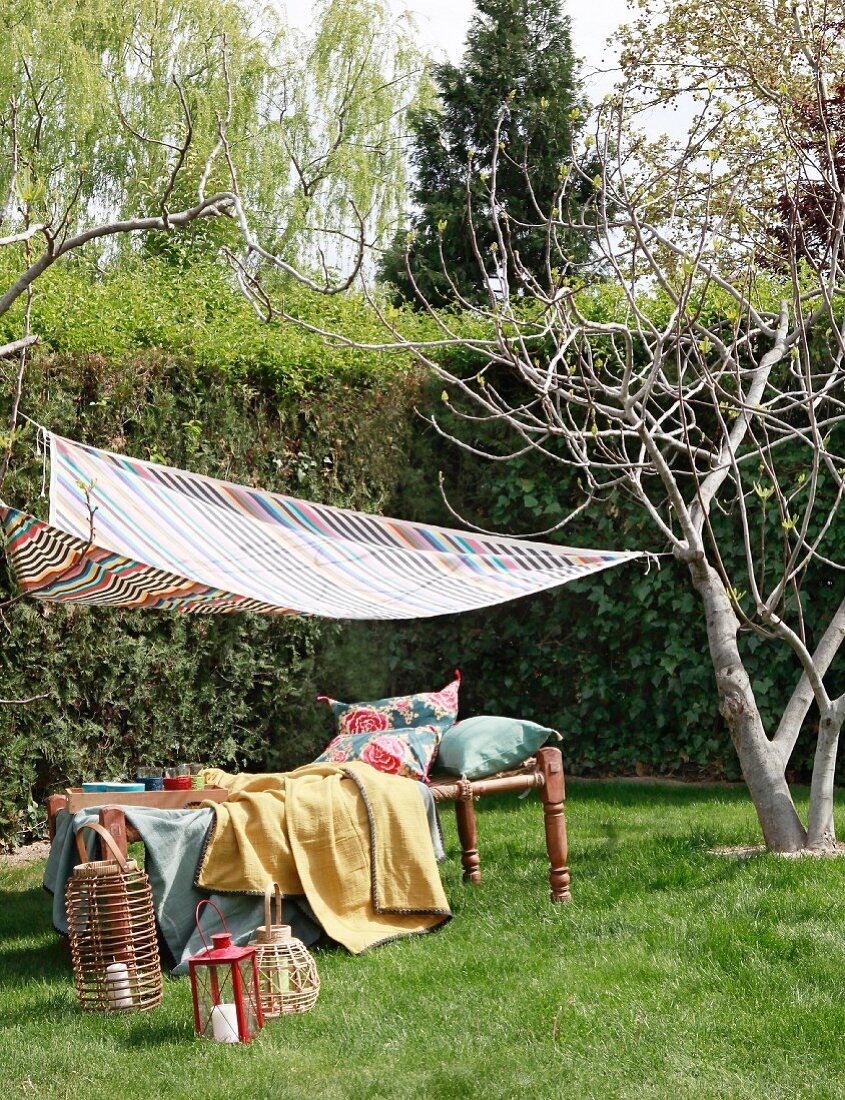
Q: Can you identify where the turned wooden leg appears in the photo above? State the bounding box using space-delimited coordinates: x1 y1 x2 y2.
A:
46 794 68 842
98 806 129 861
536 747 570 903
455 796 481 885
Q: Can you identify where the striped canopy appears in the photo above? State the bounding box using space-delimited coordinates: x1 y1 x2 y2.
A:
0 434 640 619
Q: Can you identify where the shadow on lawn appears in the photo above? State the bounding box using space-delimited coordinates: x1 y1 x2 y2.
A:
457 778 786 826
0 939 72 979
448 787 767 912
0 883 73 982
118 1018 194 1049
573 831 775 903
497 821 765 908
567 778 759 809
3 990 77 1027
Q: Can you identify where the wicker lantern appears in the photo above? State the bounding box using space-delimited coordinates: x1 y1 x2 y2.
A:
249 883 320 1018
65 822 162 1013
188 901 264 1044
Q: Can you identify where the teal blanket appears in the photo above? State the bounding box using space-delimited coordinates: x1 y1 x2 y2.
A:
43 786 444 972
43 806 321 974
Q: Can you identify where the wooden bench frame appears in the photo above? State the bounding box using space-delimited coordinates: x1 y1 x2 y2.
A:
46 746 570 903
429 747 570 902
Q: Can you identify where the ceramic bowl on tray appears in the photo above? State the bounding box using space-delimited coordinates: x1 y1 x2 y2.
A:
81 782 146 793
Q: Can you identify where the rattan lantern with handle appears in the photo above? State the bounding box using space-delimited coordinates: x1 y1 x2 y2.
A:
65 822 162 1013
249 883 320 1018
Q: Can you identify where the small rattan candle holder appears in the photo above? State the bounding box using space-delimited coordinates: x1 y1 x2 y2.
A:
249 883 319 1018
65 822 162 1013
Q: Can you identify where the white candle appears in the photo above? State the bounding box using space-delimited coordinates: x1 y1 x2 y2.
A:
105 962 133 1009
211 1002 240 1043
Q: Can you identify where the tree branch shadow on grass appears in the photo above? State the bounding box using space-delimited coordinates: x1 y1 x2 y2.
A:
566 780 767 811
2 992 78 1028
440 784 781 911
460 780 775 823
0 945 72 989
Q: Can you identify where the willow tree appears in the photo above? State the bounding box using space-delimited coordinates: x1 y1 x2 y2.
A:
261 0 424 274
0 0 423 444
0 0 424 704
0 0 422 275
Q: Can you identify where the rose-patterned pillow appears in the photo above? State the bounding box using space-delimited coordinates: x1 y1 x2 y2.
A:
314 724 442 782
317 671 461 738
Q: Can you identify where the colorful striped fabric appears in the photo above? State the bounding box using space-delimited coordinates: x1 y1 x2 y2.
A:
0 506 294 614
0 433 641 619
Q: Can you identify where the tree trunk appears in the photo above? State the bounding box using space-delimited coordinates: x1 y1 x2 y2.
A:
688 558 808 852
807 712 842 850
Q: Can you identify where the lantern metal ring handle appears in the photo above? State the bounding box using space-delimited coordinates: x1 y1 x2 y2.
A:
194 898 230 952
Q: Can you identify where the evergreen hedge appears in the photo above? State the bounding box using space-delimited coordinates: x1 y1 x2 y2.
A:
0 258 422 847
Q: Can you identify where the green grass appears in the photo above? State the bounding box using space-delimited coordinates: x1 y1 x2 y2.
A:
4 782 845 1100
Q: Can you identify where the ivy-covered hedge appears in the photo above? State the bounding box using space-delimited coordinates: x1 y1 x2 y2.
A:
364 372 844 786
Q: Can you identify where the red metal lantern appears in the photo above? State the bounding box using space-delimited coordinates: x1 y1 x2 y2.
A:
188 900 264 1044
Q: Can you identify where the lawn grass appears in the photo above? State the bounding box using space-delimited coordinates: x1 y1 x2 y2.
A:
4 781 845 1099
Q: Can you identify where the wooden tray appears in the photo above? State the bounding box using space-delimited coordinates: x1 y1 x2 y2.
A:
64 785 229 814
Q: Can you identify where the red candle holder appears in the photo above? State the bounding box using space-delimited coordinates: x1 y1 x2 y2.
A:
163 775 192 791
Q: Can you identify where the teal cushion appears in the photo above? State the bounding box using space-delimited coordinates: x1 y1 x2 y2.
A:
435 715 560 780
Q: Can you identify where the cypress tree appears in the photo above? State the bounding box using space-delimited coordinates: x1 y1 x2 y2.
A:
380 0 589 305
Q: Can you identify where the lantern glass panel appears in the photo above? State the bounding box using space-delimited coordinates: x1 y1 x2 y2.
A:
188 905 264 1044
193 962 237 1040
237 957 261 1038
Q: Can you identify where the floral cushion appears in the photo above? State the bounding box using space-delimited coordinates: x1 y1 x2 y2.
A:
314 724 442 782
317 671 461 738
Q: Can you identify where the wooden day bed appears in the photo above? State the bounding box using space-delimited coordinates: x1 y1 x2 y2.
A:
46 746 570 903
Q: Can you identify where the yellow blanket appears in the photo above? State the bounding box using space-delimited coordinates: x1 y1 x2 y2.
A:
197 762 451 954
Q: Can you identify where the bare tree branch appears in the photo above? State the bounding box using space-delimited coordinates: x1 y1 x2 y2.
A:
0 693 49 705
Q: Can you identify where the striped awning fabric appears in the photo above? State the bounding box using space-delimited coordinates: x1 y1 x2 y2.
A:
0 434 641 619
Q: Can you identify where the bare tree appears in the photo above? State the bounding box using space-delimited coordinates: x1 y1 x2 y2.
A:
229 1 845 853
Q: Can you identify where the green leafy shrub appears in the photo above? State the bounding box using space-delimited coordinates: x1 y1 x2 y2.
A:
0 253 413 393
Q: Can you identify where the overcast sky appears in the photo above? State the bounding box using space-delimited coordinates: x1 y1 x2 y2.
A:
282 0 632 98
